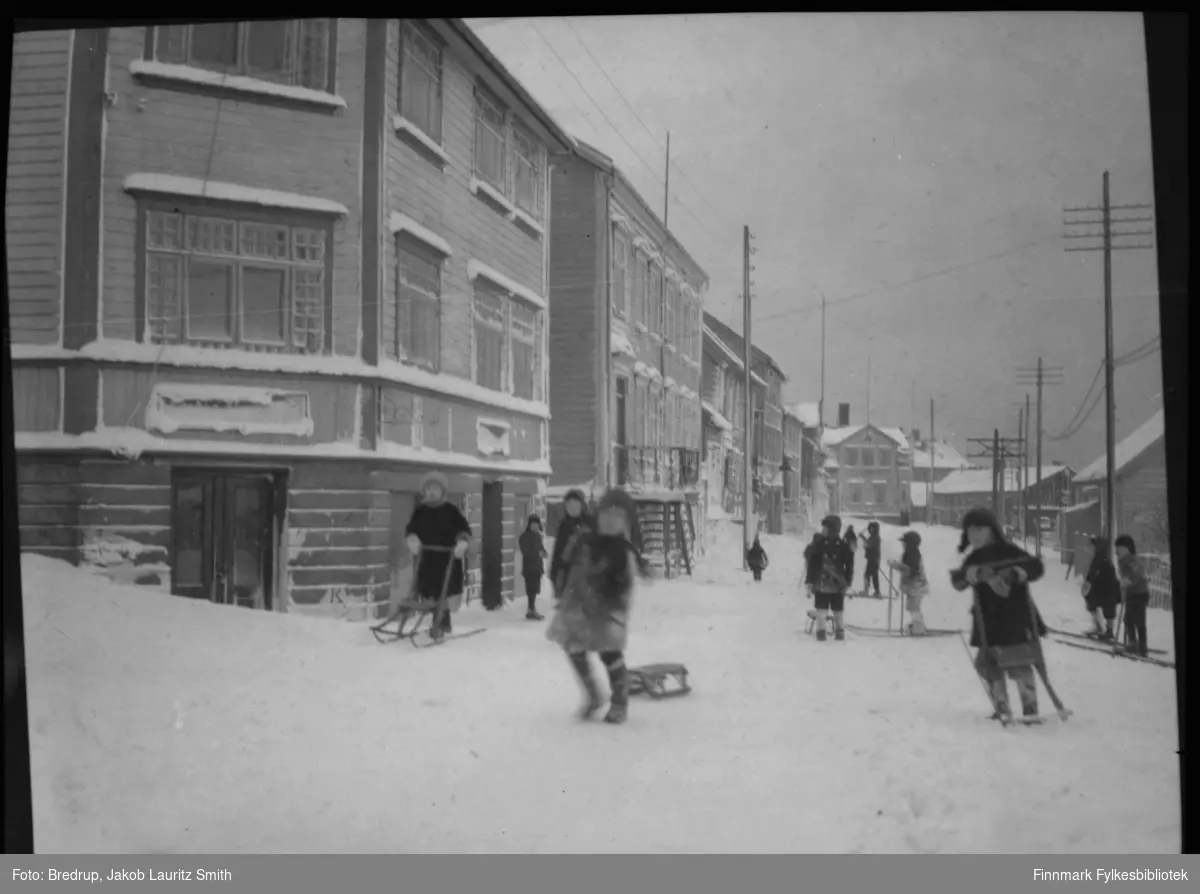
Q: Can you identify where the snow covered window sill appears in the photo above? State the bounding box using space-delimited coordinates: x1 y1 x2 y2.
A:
392 115 450 164
470 177 518 217
467 260 546 310
476 417 512 457
511 207 545 237
389 212 452 257
633 322 649 333
123 173 350 217
129 59 347 112
665 344 677 354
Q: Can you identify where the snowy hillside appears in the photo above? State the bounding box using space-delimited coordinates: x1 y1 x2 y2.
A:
20 520 1180 853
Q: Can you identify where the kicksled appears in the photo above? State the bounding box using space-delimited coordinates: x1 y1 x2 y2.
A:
370 546 485 648
627 663 692 699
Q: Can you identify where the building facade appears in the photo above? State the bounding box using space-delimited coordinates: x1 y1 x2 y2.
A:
700 323 748 525
546 139 706 573
7 20 574 618
821 420 912 520
913 465 1074 533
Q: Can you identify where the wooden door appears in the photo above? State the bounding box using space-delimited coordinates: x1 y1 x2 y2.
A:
481 481 504 609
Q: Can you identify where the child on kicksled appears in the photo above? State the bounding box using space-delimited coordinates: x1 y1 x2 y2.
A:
861 522 882 598
1081 536 1121 641
1115 534 1151 657
950 507 1047 722
804 515 854 641
746 534 769 582
546 488 649 724
405 471 472 635
896 531 930 635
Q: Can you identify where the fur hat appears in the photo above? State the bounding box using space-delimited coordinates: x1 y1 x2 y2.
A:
563 488 588 507
821 515 843 536
597 486 637 520
526 513 542 529
1114 534 1137 554
900 530 922 546
868 521 880 533
957 506 1005 553
419 470 449 496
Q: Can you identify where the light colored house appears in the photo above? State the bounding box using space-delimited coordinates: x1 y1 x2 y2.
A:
909 437 976 483
821 421 912 519
912 464 1075 533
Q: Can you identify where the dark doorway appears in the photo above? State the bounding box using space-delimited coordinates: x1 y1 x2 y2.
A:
171 470 277 610
615 376 629 484
481 480 504 609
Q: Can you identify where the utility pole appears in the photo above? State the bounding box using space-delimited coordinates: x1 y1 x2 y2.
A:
928 399 935 526
663 132 670 230
1015 404 1025 539
1016 359 1064 558
967 431 1024 522
742 225 754 567
1063 172 1154 556
1024 393 1031 544
819 292 826 429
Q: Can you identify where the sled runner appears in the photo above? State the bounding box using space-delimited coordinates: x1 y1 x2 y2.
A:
626 663 692 699
371 547 485 648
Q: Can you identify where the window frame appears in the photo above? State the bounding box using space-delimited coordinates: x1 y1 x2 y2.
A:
510 116 546 219
860 447 875 469
398 20 444 145
844 447 859 467
470 276 546 402
144 20 338 97
611 227 630 319
873 481 888 505
473 85 509 194
134 196 335 355
393 233 444 371
631 248 647 324
850 482 863 505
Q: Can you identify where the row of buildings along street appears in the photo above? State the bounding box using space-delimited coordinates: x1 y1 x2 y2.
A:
6 19 1171 620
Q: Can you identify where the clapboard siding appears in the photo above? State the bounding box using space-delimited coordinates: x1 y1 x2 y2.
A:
1117 442 1170 551
11 366 61 431
5 30 70 345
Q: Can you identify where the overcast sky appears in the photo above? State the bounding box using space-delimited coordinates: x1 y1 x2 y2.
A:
470 13 1163 468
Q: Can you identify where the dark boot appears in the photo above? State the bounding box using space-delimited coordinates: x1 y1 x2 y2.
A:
602 655 629 725
568 652 603 719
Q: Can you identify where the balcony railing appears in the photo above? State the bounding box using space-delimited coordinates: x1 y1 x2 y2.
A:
614 446 701 491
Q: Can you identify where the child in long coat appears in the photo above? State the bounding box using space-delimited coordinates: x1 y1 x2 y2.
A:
861 522 882 597
896 530 931 635
518 514 549 621
1115 534 1151 656
405 471 471 634
1082 536 1121 640
746 535 769 582
805 515 854 641
842 525 859 595
950 507 1047 721
546 487 647 725
550 488 593 599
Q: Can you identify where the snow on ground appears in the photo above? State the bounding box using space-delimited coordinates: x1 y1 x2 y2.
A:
21 520 1180 854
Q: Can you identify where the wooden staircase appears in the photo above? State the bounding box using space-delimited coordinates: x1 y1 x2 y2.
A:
634 499 696 579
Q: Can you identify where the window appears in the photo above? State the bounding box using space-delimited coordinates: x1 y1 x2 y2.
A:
612 228 630 318
844 447 858 467
471 277 544 401
647 263 663 332
850 483 863 504
874 482 888 505
393 236 441 369
474 88 507 191
631 250 647 323
153 21 332 92
399 22 442 142
637 380 649 445
860 448 874 468
877 448 891 468
142 204 328 353
511 122 544 217
665 280 678 346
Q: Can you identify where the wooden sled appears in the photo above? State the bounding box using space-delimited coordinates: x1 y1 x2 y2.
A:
371 547 484 648
627 663 691 699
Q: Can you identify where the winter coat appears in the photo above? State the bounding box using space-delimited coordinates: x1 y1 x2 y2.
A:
546 532 637 653
405 500 471 600
951 541 1046 648
863 532 882 565
897 546 929 597
843 532 858 577
1117 553 1150 598
1083 543 1122 612
518 521 548 580
805 535 854 596
746 540 768 571
551 513 594 593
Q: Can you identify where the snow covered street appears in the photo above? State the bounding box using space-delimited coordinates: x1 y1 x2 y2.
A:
21 521 1180 854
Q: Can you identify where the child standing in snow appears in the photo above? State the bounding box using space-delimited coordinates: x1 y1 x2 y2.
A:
405 471 472 635
896 531 931 635
950 507 1047 722
518 514 549 621
861 522 882 597
1081 536 1121 641
1115 534 1151 657
842 525 859 596
546 488 648 724
550 489 594 600
746 535 769 582
805 515 854 641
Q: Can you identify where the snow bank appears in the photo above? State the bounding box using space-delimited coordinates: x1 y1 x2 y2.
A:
21 524 1180 853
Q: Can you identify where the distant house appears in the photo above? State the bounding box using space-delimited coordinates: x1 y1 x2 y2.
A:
912 464 1075 533
784 401 827 528
820 416 912 519
1070 409 1168 554
909 436 976 483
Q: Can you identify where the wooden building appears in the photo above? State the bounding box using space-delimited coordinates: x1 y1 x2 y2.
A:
8 20 574 618
820 416 912 521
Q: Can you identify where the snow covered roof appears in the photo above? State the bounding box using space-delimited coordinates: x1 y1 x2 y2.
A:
911 439 974 472
703 312 786 382
701 401 732 432
908 483 928 508
821 424 911 453
1074 409 1166 483
702 326 768 387
786 402 820 428
928 465 1074 495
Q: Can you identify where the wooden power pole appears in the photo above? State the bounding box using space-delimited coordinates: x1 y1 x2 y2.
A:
742 225 754 566
1016 359 1064 557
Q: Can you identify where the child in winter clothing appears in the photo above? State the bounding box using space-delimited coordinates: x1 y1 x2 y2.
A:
546 487 648 725
746 535 769 582
950 507 1047 721
518 514 549 621
843 525 859 595
861 522 882 597
1115 534 1151 657
1081 536 1121 641
804 515 855 641
550 489 594 599
896 531 931 635
405 471 472 634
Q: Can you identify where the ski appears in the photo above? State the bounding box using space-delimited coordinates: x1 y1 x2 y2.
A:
1053 638 1174 668
843 623 957 638
1047 627 1167 655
